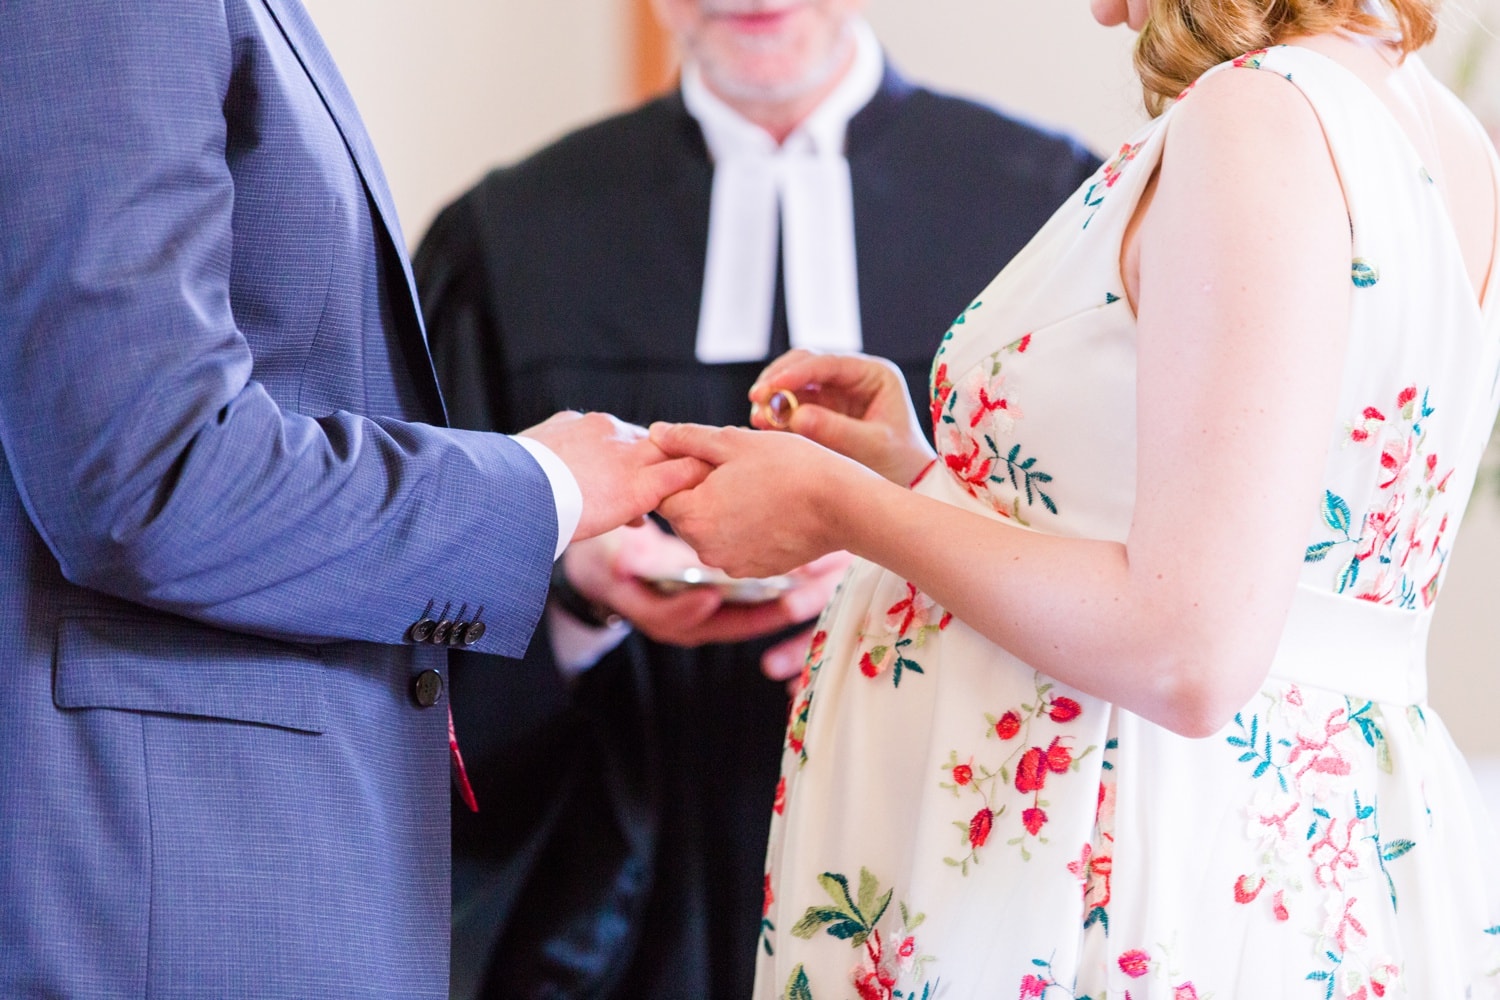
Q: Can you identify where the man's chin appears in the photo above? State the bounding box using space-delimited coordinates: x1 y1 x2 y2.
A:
697 25 853 108
702 63 823 106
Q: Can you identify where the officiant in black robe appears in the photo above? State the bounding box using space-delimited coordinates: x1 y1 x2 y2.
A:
415 5 1099 998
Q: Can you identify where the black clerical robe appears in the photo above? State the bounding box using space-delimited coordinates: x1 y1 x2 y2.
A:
415 67 1100 1000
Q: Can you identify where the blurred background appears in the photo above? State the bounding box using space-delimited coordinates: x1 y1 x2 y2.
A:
301 0 1500 802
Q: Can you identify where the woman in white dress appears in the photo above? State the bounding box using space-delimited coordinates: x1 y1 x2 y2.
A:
652 0 1500 996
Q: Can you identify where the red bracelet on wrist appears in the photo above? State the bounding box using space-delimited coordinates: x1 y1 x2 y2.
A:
909 458 938 489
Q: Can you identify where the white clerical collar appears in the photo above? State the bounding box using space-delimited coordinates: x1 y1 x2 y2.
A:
682 18 884 365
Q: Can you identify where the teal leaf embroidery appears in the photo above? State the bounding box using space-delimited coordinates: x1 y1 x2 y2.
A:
1321 490 1352 533
1351 258 1380 288
1382 839 1415 862
791 869 891 949
1304 540 1337 563
786 965 814 1000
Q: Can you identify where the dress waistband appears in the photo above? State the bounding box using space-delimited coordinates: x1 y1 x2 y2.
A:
1267 585 1429 705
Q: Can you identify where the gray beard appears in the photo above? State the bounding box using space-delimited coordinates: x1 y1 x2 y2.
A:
695 17 855 107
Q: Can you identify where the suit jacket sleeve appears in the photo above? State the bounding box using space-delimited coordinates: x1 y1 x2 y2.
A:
0 2 554 655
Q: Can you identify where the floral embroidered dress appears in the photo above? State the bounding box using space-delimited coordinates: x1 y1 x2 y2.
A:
756 47 1500 1000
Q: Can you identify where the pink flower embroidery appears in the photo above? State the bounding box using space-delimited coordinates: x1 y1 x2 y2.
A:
1118 949 1152 978
1069 842 1114 912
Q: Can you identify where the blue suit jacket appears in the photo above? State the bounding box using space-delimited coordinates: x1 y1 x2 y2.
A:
0 2 557 995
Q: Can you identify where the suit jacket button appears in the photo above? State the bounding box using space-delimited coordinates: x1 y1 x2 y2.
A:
446 621 469 647
459 621 486 646
411 669 443 708
430 620 453 645
408 618 436 643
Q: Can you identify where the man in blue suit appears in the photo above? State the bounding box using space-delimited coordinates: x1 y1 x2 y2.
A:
0 2 704 996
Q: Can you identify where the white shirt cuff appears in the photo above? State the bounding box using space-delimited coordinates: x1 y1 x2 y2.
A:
546 604 632 679
512 436 582 560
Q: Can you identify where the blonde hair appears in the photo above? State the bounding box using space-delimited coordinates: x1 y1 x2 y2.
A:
1135 0 1439 115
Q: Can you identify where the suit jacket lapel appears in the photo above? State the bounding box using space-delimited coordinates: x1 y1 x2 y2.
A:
259 0 447 420
259 1 418 321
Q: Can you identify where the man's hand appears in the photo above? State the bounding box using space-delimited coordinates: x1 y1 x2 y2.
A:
560 522 851 648
520 411 710 542
651 423 878 578
748 349 935 486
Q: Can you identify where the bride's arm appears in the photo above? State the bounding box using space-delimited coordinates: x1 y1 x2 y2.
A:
655 67 1351 738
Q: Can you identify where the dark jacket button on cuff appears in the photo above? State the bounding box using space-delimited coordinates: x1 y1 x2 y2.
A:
411 669 443 708
446 622 469 647
408 618 435 643
430 620 452 645
460 621 486 646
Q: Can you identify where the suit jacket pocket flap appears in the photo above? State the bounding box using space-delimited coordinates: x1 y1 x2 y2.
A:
54 617 328 734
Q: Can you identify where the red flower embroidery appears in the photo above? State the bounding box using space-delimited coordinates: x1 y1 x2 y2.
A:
887 583 924 636
807 630 827 663
1020 974 1048 999
931 363 954 428
1174 985 1200 1000
952 763 973 786
1397 385 1417 408
945 436 995 493
763 873 774 916
1047 697 1082 722
1118 949 1151 979
1272 889 1289 921
1015 747 1047 793
773 777 786 815
970 384 1012 428
854 972 894 1000
1233 873 1264 904
1022 807 1047 835
969 808 994 847
860 651 881 677
995 711 1022 740
1044 737 1073 774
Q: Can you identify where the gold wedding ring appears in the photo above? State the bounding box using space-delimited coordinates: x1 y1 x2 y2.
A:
763 389 798 430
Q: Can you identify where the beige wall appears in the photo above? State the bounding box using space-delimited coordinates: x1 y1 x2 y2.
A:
303 1 1500 758
301 0 628 245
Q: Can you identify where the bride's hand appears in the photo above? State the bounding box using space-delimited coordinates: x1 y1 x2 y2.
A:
748 350 936 486
650 422 874 578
